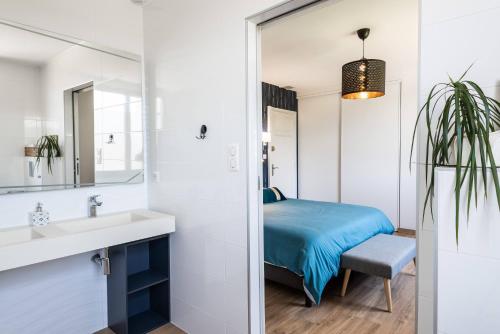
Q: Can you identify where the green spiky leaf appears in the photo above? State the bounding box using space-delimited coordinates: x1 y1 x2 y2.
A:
411 66 500 244
35 135 62 174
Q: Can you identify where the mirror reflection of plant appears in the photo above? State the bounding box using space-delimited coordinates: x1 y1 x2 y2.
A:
35 135 62 174
411 66 500 244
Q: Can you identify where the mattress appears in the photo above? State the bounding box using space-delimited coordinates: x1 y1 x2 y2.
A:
264 198 394 304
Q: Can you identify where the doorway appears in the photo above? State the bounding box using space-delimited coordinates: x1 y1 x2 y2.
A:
245 0 420 333
64 82 95 186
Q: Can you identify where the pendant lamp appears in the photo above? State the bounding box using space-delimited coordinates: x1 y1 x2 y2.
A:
342 28 385 100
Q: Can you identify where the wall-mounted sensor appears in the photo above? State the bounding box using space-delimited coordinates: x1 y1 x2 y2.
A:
196 125 207 140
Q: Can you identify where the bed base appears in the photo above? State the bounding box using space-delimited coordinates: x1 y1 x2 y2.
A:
264 262 313 307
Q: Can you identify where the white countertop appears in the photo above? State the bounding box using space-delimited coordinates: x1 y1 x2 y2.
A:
0 209 175 272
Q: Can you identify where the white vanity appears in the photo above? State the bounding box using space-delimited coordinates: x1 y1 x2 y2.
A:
0 210 175 334
0 210 175 273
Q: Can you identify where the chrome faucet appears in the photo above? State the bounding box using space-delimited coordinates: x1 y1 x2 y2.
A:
88 195 103 217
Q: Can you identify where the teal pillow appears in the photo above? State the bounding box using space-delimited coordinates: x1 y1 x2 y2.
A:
263 188 277 203
263 187 287 204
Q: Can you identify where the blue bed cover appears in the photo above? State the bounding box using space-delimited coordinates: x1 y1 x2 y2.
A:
264 199 394 304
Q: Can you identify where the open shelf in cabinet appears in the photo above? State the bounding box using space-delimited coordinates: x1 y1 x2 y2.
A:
108 235 170 334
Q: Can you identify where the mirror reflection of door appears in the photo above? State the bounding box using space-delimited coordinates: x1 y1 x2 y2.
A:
72 84 95 185
268 106 297 198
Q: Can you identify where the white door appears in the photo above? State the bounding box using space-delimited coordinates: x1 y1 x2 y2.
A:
268 107 297 198
73 86 95 185
341 82 400 228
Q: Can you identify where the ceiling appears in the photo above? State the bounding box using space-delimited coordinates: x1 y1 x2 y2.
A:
261 0 418 95
0 23 72 66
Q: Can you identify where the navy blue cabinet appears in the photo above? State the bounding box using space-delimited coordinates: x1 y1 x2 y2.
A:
108 235 170 334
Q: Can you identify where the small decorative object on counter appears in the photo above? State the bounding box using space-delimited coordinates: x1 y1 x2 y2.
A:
30 202 50 226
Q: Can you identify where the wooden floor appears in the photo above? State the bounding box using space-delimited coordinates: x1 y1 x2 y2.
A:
265 232 416 334
96 323 185 334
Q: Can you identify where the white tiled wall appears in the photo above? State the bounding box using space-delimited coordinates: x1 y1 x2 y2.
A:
0 59 42 187
0 1 145 333
0 251 107 334
143 0 286 333
418 1 500 332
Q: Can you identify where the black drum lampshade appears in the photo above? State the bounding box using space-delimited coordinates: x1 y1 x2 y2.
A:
342 28 385 100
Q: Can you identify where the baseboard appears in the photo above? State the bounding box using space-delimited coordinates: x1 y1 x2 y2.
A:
397 228 416 236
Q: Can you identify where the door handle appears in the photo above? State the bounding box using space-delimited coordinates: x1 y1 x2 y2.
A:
271 164 279 176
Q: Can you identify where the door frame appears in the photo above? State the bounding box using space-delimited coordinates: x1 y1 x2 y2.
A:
245 2 340 333
63 81 94 186
246 1 422 334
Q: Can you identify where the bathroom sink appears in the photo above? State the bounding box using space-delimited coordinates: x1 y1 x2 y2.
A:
55 212 149 233
0 209 175 272
0 228 44 247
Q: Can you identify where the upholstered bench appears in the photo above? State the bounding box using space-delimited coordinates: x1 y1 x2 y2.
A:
340 234 416 312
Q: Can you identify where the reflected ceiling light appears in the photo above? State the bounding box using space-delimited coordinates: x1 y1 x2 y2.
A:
342 28 385 100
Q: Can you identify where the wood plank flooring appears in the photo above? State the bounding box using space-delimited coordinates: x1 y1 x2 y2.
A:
265 233 416 334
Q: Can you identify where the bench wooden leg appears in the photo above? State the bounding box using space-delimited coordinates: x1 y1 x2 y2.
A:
340 268 351 297
384 278 393 313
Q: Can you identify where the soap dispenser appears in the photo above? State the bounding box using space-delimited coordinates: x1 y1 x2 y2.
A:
30 202 50 226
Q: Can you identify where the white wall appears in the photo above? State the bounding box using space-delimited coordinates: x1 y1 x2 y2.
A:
0 59 42 187
143 0 286 333
417 1 500 333
341 83 401 228
298 84 417 230
435 169 500 334
0 1 145 333
298 93 340 202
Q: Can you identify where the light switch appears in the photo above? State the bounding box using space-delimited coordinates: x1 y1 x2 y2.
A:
228 144 240 171
230 144 238 157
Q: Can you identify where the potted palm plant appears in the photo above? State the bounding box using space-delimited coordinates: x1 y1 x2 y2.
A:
35 135 62 174
411 67 500 243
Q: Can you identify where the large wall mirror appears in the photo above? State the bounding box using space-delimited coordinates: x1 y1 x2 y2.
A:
0 21 144 194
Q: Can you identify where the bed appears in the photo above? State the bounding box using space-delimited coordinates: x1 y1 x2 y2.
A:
264 198 395 306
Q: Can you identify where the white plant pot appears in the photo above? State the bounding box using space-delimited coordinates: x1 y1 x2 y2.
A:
452 130 500 167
